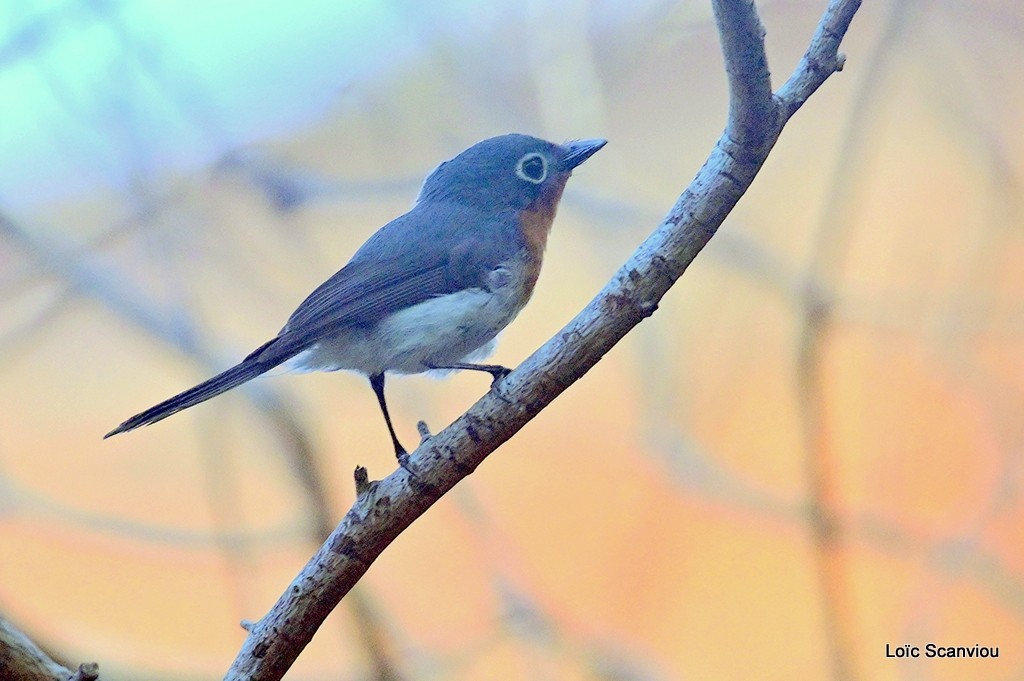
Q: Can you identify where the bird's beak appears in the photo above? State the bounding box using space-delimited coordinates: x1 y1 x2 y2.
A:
561 138 607 170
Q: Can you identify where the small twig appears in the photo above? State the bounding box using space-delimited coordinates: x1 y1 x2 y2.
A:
776 0 863 121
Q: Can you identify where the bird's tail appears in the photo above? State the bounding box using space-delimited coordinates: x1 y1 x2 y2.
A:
104 339 287 438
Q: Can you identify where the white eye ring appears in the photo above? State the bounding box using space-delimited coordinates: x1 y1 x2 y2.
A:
515 152 548 184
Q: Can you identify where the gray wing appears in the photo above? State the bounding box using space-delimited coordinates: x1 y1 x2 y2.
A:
252 202 519 364
105 202 519 437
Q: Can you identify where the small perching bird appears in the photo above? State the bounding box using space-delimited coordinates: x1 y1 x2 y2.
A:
106 134 606 455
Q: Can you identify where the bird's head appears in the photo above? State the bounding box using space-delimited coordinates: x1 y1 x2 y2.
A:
417 134 606 212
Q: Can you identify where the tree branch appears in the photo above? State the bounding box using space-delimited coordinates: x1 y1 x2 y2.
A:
224 1 862 679
776 0 863 121
0 616 98 681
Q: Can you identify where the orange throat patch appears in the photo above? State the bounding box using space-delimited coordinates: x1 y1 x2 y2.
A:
517 176 568 292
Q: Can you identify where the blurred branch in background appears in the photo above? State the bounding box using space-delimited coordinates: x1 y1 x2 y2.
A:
795 2 910 679
448 485 668 681
215 149 422 213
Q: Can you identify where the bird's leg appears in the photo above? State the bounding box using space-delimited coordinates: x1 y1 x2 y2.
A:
369 372 407 458
427 362 511 387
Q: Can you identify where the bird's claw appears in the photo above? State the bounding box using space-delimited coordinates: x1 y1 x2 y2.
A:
397 452 419 479
489 366 512 387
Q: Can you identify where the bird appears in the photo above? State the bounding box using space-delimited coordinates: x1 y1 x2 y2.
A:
105 133 607 456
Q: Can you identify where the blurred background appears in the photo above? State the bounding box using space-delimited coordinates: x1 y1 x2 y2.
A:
1 0 1022 679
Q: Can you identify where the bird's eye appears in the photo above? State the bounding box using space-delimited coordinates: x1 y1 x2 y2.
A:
515 153 547 184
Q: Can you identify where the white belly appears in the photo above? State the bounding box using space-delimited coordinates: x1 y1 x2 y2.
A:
290 269 529 376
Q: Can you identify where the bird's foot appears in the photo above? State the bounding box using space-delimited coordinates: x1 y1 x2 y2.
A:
427 362 511 387
396 451 419 479
487 366 512 387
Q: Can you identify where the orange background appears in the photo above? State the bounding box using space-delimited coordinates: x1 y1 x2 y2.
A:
1 1 1022 679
